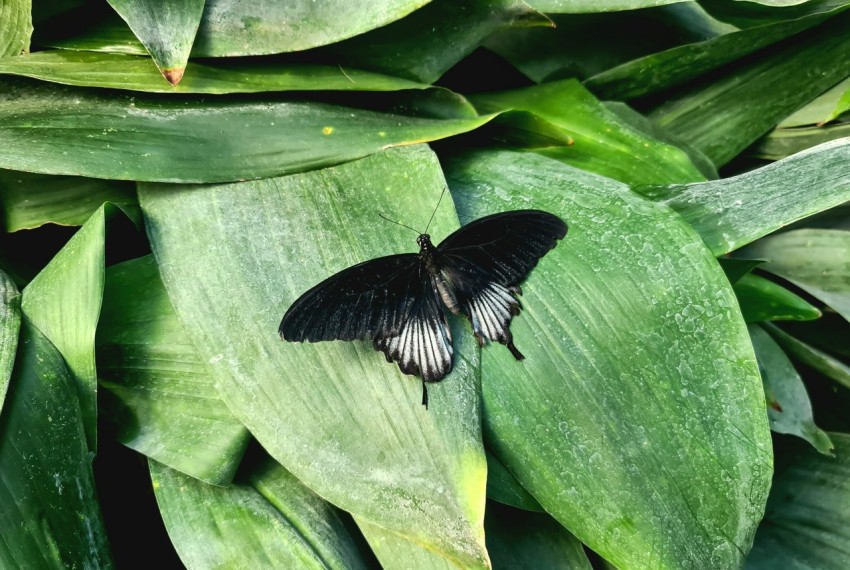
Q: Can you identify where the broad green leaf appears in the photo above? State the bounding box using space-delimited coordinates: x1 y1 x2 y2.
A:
0 319 112 568
0 0 32 57
356 520 460 570
486 451 543 512
750 121 850 161
97 255 250 485
139 146 489 568
780 77 850 127
765 322 850 390
0 51 428 93
469 79 705 185
0 77 493 183
0 271 20 415
20 204 117 449
485 5 730 84
527 0 688 12
0 169 136 231
586 5 845 100
747 432 850 569
445 149 772 570
741 229 850 323
749 324 833 454
107 0 204 84
484 502 592 570
319 0 548 84
194 0 431 57
650 11 850 167
151 454 371 569
735 273 821 323
635 138 850 255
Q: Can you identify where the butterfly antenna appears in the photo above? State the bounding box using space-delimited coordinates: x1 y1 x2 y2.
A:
378 213 420 235
423 187 447 235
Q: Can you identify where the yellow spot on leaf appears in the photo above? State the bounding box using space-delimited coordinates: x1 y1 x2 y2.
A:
322 126 334 135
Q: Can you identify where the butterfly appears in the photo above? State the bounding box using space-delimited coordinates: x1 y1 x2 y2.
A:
279 209 567 407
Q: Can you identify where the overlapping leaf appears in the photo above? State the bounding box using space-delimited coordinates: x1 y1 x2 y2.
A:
0 271 20 415
445 149 772 569
139 146 489 568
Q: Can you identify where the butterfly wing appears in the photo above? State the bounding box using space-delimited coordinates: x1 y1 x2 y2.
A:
279 254 421 342
280 253 454 382
436 210 567 355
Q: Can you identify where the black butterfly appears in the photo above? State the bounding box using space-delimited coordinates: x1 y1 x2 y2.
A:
279 209 567 407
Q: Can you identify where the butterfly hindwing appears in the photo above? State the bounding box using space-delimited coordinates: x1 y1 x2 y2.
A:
279 254 421 342
435 210 567 354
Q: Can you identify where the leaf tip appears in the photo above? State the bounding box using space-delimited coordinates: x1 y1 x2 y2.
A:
162 67 185 86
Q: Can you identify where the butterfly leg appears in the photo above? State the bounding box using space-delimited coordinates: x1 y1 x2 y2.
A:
506 339 525 361
421 381 429 410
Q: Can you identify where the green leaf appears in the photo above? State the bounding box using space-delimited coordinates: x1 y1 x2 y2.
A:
704 0 850 28
97 255 251 485
719 257 766 284
20 204 117 449
0 77 493 183
0 51 429 93
0 319 112 568
650 11 850 167
0 271 20 415
485 5 730 84
764 322 850 390
0 0 32 57
635 139 850 255
749 121 850 161
0 169 136 231
735 273 821 323
486 451 543 512
107 0 204 84
779 77 850 127
355 521 459 570
193 0 431 57
469 79 705 185
485 502 592 570
526 0 688 13
445 149 772 569
138 146 489 568
747 432 850 569
151 453 372 569
749 324 833 454
586 5 844 100
319 0 548 84
741 229 850 323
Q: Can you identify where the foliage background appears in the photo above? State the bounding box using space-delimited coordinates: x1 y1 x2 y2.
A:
1 0 849 568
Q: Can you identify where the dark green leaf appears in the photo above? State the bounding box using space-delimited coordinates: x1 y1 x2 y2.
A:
107 0 204 84
749 324 833 454
650 11 850 167
485 502 592 570
747 432 850 569
0 319 112 568
765 322 850 390
735 273 821 323
0 271 20 415
97 255 251 485
719 257 766 284
741 229 850 323
151 454 371 569
470 79 705 184
139 146 489 567
486 451 544 512
0 169 136 231
0 77 493 182
445 149 772 569
0 0 32 57
635 139 850 255
0 51 428 93
319 0 548 84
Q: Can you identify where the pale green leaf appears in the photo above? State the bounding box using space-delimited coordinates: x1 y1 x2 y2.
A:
780 76 850 127
97 255 251 485
750 122 850 161
138 146 489 568
0 0 32 57
445 149 772 569
635 139 850 255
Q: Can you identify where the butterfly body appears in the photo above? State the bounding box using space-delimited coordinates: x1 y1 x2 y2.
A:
280 209 567 405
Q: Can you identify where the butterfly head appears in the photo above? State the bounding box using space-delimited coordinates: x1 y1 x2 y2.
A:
417 234 434 251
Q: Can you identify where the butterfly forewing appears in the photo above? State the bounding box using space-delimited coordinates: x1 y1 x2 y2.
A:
279 254 421 342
